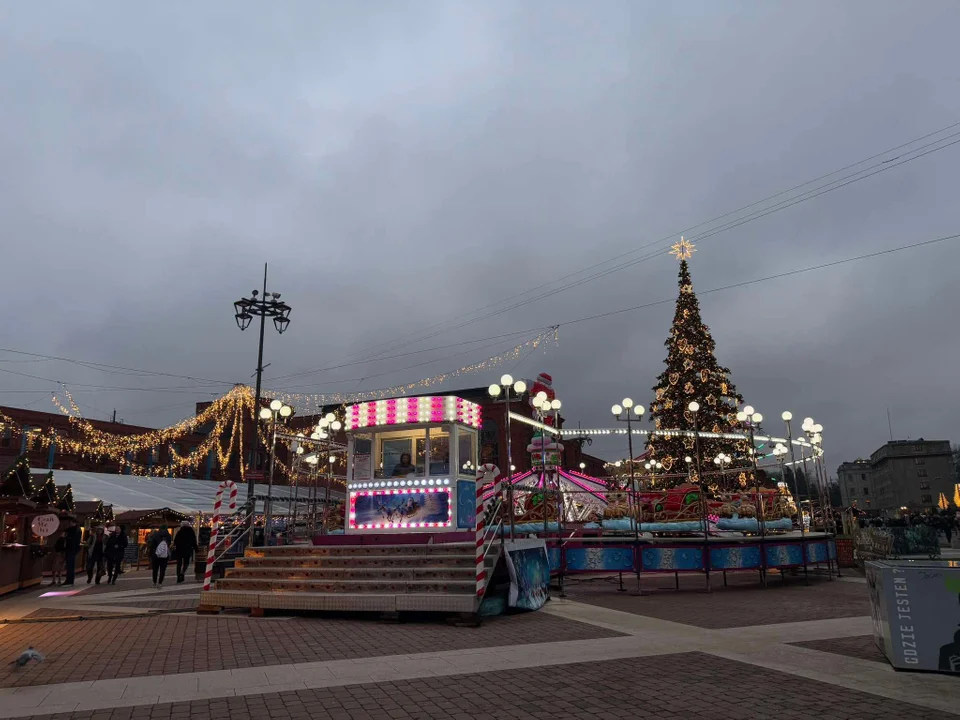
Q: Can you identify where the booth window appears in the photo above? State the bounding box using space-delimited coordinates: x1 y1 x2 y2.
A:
429 430 450 476
458 428 477 475
375 429 427 478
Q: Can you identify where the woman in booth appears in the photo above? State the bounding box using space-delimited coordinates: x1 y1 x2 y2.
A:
392 453 416 477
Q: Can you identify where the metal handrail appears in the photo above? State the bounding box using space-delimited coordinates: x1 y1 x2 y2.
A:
480 498 504 559
211 510 254 566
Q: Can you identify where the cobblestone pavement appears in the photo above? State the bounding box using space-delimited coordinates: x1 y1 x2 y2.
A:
0 572 956 718
791 634 888 664
0 610 621 688
17 652 958 720
564 573 869 628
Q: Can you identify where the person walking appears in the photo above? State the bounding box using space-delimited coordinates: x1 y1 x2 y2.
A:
173 520 198 584
147 524 172 589
105 525 128 585
85 526 107 584
61 518 81 586
50 531 66 586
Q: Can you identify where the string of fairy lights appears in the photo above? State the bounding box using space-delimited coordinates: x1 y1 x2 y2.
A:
0 329 559 479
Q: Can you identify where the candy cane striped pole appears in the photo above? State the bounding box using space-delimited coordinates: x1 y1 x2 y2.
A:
475 464 500 598
202 480 238 592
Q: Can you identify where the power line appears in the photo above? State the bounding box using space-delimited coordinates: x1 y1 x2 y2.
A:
0 367 228 393
0 348 236 385
268 332 546 392
296 120 960 371
553 232 960 328
264 328 547 383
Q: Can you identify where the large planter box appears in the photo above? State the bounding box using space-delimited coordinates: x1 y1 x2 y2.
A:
866 559 960 673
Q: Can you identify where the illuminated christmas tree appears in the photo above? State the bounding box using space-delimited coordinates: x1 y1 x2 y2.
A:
645 239 751 488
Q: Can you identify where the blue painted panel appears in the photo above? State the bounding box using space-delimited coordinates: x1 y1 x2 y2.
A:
548 547 561 571
828 540 837 560
641 546 704 571
710 545 762 569
765 543 803 567
806 541 829 563
456 480 477 529
563 546 635 572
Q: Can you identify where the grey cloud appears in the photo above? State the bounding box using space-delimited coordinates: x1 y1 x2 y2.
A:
2 1 960 471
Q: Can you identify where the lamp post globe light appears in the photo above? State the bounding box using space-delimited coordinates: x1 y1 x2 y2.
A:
261 401 293 538
234 263 293 538
488 374 527 539
612 398 645 543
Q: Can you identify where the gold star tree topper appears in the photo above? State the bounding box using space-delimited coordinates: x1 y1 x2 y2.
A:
670 236 696 261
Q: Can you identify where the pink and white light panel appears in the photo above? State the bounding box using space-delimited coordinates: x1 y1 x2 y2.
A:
345 396 481 430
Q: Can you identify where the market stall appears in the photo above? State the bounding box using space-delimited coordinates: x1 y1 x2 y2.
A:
113 507 193 567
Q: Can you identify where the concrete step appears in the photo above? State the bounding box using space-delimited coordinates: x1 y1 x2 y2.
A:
245 542 475 559
214 577 476 594
236 553 476 569
225 565 475 582
201 589 479 613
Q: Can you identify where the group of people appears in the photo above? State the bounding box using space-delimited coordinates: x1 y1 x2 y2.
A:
48 518 198 590
857 509 960 543
49 518 129 586
144 521 198 589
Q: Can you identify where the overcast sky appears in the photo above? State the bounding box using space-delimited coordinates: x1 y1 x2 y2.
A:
2 1 960 474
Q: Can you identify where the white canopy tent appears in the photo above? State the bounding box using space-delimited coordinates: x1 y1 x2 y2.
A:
32 469 344 515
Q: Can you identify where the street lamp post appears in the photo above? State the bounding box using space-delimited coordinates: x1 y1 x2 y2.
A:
316 412 342 535
531 393 560 536
488 375 527 539
260 400 292 541
612 399 645 544
736 407 767 584
781 411 809 583
688 401 711 591
234 263 292 535
290 434 305 539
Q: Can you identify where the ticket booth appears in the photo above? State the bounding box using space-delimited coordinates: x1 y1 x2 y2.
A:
343 396 481 534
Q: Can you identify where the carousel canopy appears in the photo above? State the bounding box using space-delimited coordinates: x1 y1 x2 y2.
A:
30 469 344 515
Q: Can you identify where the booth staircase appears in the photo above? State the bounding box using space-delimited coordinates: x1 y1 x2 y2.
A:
200 539 500 615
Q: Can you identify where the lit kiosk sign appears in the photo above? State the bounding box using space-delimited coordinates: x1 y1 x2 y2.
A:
344 396 481 533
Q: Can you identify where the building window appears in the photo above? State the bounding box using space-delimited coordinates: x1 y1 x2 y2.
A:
921 494 933 504
860 473 866 481
914 444 924 452
916 468 928 477
862 487 869 496
1 428 11 448
920 481 930 490
914 458 925 465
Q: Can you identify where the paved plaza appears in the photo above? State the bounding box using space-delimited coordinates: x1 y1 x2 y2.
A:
0 570 956 719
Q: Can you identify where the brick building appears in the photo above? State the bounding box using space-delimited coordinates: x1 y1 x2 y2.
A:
0 406 208 476
3 376 609 484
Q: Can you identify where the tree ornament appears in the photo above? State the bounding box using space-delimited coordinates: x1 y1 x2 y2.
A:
683 359 694 371
669 373 679 385
684 382 695 394
684 436 695 449
664 399 673 410
661 456 674 471
700 369 709 383
706 394 717 406
712 424 721 433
